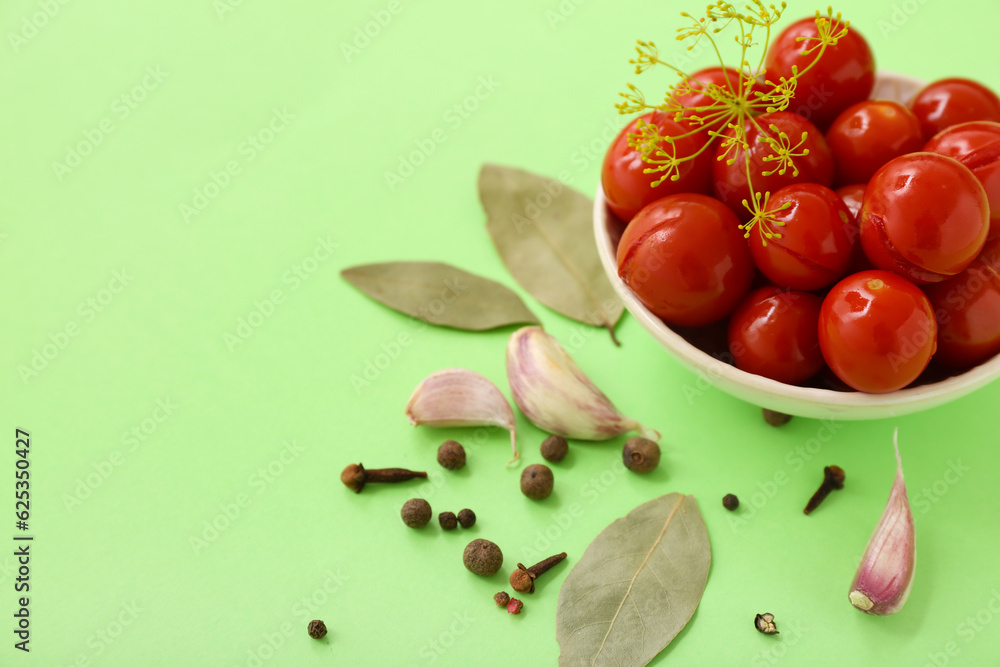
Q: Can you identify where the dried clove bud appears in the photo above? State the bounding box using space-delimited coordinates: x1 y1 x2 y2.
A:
803 465 846 514
406 369 518 465
340 463 427 493
510 552 567 594
506 327 659 442
754 613 778 635
849 429 915 616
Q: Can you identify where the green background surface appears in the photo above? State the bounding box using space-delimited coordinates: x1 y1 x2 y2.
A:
3 0 999 665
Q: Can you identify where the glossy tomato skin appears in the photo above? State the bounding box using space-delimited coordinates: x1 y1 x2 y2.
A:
826 100 923 185
617 194 754 327
923 237 1000 368
909 78 1000 140
749 183 854 291
924 121 1000 239
713 112 834 221
860 152 989 284
819 270 937 393
835 183 873 272
764 17 875 130
728 286 825 384
601 111 713 223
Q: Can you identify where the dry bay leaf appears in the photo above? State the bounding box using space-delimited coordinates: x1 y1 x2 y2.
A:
556 493 710 666
478 164 624 344
341 261 539 330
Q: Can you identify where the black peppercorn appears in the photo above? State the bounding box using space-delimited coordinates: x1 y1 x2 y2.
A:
437 440 466 470
494 591 510 607
400 498 432 528
307 620 327 639
722 494 739 511
457 508 476 528
540 435 568 463
623 437 661 474
762 408 792 427
463 539 503 576
520 464 554 500
439 511 458 530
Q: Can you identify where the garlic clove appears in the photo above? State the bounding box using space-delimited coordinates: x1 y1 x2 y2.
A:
849 428 916 616
405 368 519 464
506 326 659 441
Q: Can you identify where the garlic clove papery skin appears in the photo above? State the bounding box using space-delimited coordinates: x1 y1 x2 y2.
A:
506 326 659 441
849 429 916 616
405 368 519 464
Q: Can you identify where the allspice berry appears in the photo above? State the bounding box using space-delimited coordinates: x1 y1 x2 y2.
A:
439 511 458 530
400 498 432 528
437 440 466 470
540 435 568 463
623 437 660 474
463 539 503 576
457 508 476 528
494 591 510 607
722 493 739 511
520 464 554 500
762 408 792 427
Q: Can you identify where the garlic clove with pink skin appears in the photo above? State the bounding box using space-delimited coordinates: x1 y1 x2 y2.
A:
506 326 659 442
405 368 519 465
849 428 916 616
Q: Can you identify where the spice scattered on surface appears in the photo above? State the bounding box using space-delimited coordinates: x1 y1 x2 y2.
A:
762 409 792 427
439 511 458 530
510 552 568 594
507 598 524 615
307 620 327 639
464 539 504 576
540 435 569 462
520 464 554 500
400 498 432 528
340 463 427 493
457 509 476 528
803 465 846 515
494 591 511 607
754 613 778 635
722 494 739 511
849 429 915 616
437 440 467 470
623 437 661 474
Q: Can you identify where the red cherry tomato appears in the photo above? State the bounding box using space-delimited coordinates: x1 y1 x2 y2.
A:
671 66 764 140
923 121 1000 239
819 271 937 393
601 111 713 223
835 183 871 272
713 111 834 220
826 100 923 185
764 16 875 130
909 78 1000 140
748 183 854 291
617 194 754 326
860 153 989 284
923 237 1000 368
728 286 825 384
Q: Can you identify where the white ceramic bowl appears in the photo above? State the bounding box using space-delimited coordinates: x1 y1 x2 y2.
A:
594 71 1000 419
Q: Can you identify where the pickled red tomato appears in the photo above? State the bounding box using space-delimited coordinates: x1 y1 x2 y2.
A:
713 112 834 221
860 153 989 284
727 287 825 384
835 183 865 222
826 100 923 186
616 194 754 327
909 78 1000 140
923 237 1000 368
748 183 854 291
924 121 1000 239
835 183 871 272
601 111 713 223
764 16 875 130
819 271 937 393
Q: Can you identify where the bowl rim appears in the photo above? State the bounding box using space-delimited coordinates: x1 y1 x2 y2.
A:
593 69 1000 412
